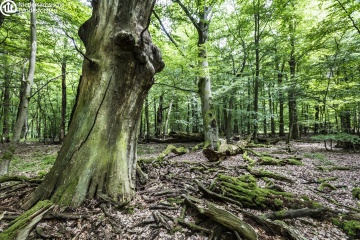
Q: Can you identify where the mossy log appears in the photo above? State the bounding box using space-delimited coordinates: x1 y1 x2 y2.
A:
264 207 331 220
138 145 189 164
246 167 294 183
194 179 243 207
0 200 54 240
203 143 244 162
214 174 292 210
184 196 258 240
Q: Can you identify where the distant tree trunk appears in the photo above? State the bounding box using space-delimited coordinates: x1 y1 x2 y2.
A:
154 98 157 135
156 95 163 137
314 105 320 134
0 2 37 176
192 96 199 133
233 103 239 135
23 0 164 209
287 20 299 141
60 40 67 143
186 100 190 133
247 78 252 135
269 86 275 136
276 55 285 137
2 56 10 143
145 97 150 139
163 99 173 137
226 96 234 143
253 1 260 142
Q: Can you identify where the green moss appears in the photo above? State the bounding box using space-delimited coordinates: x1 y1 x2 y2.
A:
242 151 256 166
259 156 279 165
352 188 360 200
333 219 360 237
343 220 360 237
157 145 188 161
318 182 337 191
0 200 53 239
216 174 290 209
287 159 303 166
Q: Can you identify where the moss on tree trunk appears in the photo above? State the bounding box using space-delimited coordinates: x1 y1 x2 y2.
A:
22 0 164 209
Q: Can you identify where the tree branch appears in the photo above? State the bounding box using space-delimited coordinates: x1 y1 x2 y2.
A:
30 74 65 99
152 10 179 49
173 0 202 31
63 31 94 63
154 82 197 93
335 0 360 35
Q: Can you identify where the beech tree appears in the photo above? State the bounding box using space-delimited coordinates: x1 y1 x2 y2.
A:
0 0 37 176
23 0 164 209
174 0 221 150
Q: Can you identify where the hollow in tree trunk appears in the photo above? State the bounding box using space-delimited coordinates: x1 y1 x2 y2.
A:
23 0 164 209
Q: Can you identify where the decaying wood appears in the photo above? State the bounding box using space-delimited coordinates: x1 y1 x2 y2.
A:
195 179 243 207
0 200 54 240
203 142 245 162
264 207 332 220
184 196 258 240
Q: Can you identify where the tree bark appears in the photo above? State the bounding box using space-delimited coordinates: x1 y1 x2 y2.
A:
2 55 10 143
23 0 164 209
0 1 37 176
175 1 219 150
60 39 67 143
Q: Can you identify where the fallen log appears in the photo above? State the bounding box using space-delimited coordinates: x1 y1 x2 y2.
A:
264 207 332 220
0 200 54 240
184 196 258 240
145 132 204 143
203 143 245 162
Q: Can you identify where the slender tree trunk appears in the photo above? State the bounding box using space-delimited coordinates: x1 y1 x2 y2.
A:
60 40 67 143
269 85 275 136
156 95 163 137
2 55 10 143
192 96 199 133
0 1 37 176
145 97 150 139
276 57 285 137
163 99 173 138
253 1 260 142
23 0 164 209
226 96 234 143
287 20 299 140
176 2 219 150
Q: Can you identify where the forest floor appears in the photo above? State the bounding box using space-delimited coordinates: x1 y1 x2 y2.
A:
0 139 359 239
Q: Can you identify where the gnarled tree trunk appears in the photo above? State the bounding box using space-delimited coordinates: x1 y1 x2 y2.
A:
23 0 164 209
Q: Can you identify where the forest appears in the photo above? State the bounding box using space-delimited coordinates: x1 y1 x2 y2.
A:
0 0 359 239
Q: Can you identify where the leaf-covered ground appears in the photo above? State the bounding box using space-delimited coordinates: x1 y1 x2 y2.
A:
0 140 359 239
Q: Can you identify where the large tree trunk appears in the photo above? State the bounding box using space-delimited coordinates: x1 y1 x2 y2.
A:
23 0 164 209
0 1 37 176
